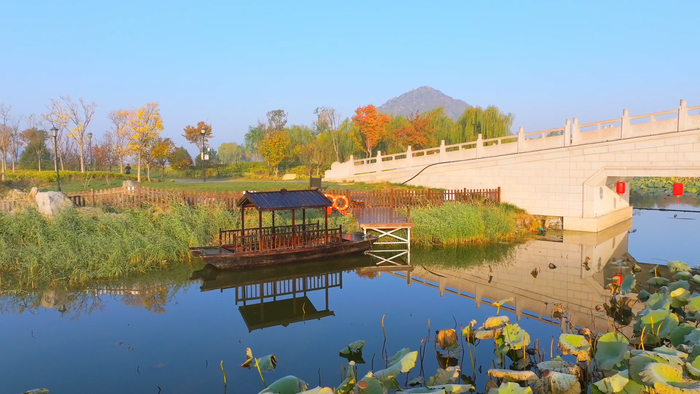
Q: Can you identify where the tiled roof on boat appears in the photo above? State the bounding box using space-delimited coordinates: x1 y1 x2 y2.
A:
236 189 332 211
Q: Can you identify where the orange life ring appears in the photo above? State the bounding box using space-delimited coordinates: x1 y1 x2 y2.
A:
333 195 349 211
326 207 333 215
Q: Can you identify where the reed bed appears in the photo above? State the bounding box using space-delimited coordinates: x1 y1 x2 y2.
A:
0 202 239 287
407 202 527 246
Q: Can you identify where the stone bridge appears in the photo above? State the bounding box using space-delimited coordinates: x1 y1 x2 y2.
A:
325 100 700 232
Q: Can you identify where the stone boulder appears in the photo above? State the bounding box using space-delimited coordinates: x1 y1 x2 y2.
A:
123 180 138 189
35 191 74 216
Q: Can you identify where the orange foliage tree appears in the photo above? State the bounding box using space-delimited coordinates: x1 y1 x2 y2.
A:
351 104 390 157
183 121 213 155
395 111 436 150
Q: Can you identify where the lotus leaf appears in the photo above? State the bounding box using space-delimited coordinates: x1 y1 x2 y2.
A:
558 334 591 362
646 293 672 310
592 370 629 394
620 274 636 294
532 371 580 394
487 382 532 394
629 352 685 384
536 359 580 376
242 347 254 368
373 351 417 383
355 375 386 394
638 289 652 302
503 324 530 350
299 387 334 394
636 309 679 339
671 288 691 308
483 316 510 329
675 271 694 281
668 260 692 272
687 295 700 313
487 369 537 384
650 265 661 274
595 332 629 370
336 361 356 394
436 329 459 351
426 384 474 393
693 276 700 285
670 280 691 292
400 388 445 394
649 277 671 287
389 348 412 364
687 358 700 379
256 354 277 372
258 375 308 394
426 366 460 386
686 330 700 346
475 328 500 340
688 312 700 322
640 362 700 393
339 340 365 355
610 259 627 266
652 346 689 360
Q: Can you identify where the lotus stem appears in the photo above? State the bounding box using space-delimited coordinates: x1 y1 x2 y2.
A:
467 341 475 376
255 357 266 387
650 316 654 330
656 322 663 337
640 326 646 351
550 336 554 359
220 360 227 386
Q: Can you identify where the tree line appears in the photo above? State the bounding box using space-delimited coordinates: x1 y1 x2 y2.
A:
0 96 513 181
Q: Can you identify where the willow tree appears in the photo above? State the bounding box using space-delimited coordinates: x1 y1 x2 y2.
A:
128 102 164 183
452 105 514 143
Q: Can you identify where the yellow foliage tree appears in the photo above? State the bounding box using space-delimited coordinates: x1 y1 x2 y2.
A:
258 131 290 177
128 103 164 182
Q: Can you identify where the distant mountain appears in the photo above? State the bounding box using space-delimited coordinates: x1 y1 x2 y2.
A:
377 86 470 120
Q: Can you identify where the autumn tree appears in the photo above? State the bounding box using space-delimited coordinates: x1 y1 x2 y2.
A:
183 121 213 159
46 96 97 172
351 104 390 158
388 111 436 152
168 147 193 170
314 106 342 162
145 137 175 179
258 131 290 177
128 102 164 182
107 109 135 173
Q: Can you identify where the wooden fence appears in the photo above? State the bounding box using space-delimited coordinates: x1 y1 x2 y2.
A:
1 186 501 213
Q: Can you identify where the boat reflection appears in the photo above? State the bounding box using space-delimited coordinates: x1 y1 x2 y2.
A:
190 256 413 332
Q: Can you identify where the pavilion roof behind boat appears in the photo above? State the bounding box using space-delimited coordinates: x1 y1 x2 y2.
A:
236 189 332 211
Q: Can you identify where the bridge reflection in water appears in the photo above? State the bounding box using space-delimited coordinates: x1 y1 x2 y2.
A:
382 219 644 335
191 256 413 332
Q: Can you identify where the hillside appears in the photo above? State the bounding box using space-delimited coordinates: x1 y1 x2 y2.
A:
377 86 470 120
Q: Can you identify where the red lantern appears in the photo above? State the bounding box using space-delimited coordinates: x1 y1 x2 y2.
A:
673 183 684 197
616 181 625 195
612 274 623 286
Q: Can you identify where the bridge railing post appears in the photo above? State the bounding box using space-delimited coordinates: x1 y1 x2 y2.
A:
347 155 354 177
406 146 413 167
376 151 383 172
517 127 525 152
564 119 571 146
571 118 579 145
476 134 484 158
621 109 630 139
439 140 446 162
679 99 688 131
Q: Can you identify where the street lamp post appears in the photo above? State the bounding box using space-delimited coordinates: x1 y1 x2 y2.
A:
51 127 61 192
200 129 207 183
87 132 93 172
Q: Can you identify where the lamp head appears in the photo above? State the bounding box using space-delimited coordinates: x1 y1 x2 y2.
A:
50 126 58 137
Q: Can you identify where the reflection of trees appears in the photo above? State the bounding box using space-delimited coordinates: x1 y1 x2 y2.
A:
0 263 193 318
631 191 700 209
412 242 520 269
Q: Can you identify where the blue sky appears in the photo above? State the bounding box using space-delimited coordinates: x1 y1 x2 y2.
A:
1 1 698 154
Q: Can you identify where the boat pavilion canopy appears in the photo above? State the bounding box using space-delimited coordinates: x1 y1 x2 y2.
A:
236 189 332 211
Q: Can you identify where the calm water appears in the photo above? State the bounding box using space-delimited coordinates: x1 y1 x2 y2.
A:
1 196 699 394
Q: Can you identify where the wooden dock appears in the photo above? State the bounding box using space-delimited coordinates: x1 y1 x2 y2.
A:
353 207 413 264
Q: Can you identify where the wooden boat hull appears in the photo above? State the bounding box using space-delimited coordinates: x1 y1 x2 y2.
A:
190 238 374 270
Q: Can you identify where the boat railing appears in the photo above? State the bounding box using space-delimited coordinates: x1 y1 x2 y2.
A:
226 226 343 253
220 222 320 246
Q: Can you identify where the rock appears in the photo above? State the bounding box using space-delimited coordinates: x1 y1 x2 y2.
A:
123 180 138 189
544 217 563 230
7 189 30 200
282 174 297 180
29 187 39 198
35 191 74 216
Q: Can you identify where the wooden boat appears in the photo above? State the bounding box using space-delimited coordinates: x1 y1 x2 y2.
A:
189 189 375 270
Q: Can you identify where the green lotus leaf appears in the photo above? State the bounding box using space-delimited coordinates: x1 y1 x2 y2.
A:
675 271 694 281
426 366 460 386
486 382 532 394
668 261 692 272
648 277 671 287
670 280 691 292
355 375 385 394
687 294 700 313
686 330 700 345
646 292 673 310
389 348 412 365
639 362 700 392
672 288 692 308
503 324 530 350
336 361 356 394
426 384 474 393
595 332 630 370
536 359 580 376
687 357 700 379
487 369 538 384
636 309 679 339
652 346 689 360
533 371 580 394
638 288 652 302
629 352 685 384
483 316 510 329
340 340 365 355
259 375 308 394
688 312 700 322
620 274 636 294
692 276 700 285
256 354 277 372
558 334 591 362
400 388 445 394
592 370 629 394
373 351 417 382
299 387 334 394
